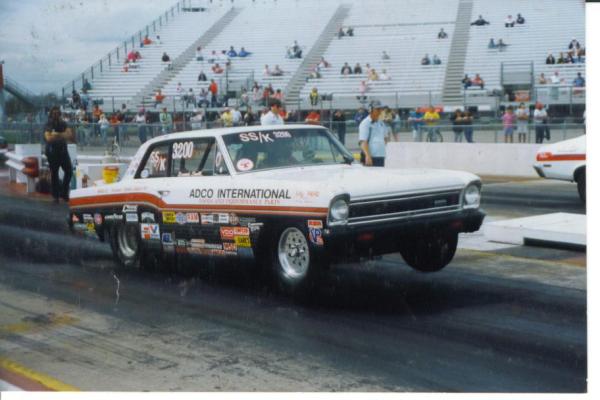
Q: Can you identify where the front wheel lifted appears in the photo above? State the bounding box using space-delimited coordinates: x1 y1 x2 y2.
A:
399 231 458 272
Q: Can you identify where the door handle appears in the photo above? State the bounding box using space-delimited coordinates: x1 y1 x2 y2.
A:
158 190 170 197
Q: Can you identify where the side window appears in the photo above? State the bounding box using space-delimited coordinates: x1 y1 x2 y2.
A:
139 143 170 179
171 138 223 177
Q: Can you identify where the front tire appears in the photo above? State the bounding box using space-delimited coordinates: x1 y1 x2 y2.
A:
400 231 458 272
576 168 586 204
271 226 321 294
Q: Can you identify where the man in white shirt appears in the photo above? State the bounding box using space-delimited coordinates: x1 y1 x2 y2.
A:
231 106 243 126
260 99 284 126
533 103 548 143
359 101 390 167
515 103 529 143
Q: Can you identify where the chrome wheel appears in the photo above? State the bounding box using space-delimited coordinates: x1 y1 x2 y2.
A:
117 224 138 259
277 227 310 282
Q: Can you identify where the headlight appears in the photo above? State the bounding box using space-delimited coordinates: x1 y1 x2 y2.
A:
330 198 349 221
463 184 481 208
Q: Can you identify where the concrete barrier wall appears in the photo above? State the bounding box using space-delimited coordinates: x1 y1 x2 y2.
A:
385 143 543 177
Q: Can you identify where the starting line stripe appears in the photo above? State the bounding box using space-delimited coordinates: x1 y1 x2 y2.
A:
0 357 79 391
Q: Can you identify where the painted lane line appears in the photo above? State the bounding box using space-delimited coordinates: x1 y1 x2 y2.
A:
0 357 78 391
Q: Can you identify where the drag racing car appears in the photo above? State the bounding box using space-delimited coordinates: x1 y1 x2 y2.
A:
533 135 586 203
68 125 485 292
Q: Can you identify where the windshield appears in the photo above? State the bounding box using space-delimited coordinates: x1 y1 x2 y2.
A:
222 128 354 173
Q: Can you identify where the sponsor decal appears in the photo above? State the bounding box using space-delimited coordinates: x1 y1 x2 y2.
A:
189 188 291 200
162 232 173 244
186 213 199 224
172 141 194 160
163 211 176 224
86 222 96 234
141 212 155 222
82 213 93 223
236 158 254 171
233 227 250 236
272 130 292 138
239 132 275 143
239 217 256 226
220 226 235 241
229 213 240 225
149 151 167 172
176 212 187 225
234 235 251 248
175 246 187 254
218 213 229 224
223 242 237 252
188 248 226 256
104 213 122 221
308 220 324 245
163 244 175 253
194 243 223 250
123 204 138 213
72 222 88 233
176 239 187 247
201 213 215 224
94 213 103 226
125 213 138 223
248 222 263 233
141 223 160 240
307 220 323 229
189 238 206 247
71 214 80 223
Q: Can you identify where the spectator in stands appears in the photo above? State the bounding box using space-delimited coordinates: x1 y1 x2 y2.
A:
576 47 585 63
159 108 172 134
156 35 162 45
162 52 171 69
110 112 121 143
341 62 352 75
368 68 379 81
516 13 525 24
305 110 321 125
252 82 261 103
238 47 251 57
260 99 284 126
143 35 152 46
99 113 110 146
135 109 148 144
505 15 515 27
262 84 274 106
198 70 207 81
309 64 322 79
359 101 390 167
380 106 395 141
546 53 556 64
565 52 575 64
273 89 284 101
263 64 271 76
438 28 448 39
516 103 529 143
82 79 92 93
472 74 484 89
318 57 331 68
556 52 567 64
212 63 224 74
451 109 464 142
337 27 345 39
332 110 346 144
240 87 250 107
538 73 548 84
193 47 203 62
569 39 581 50
365 63 373 75
497 39 508 51
184 88 195 108
471 15 490 26
309 87 319 106
488 38 497 49
196 88 209 108
423 106 441 138
462 110 474 143
289 41 302 58
502 106 516 143
382 51 390 61
462 74 472 89
380 69 391 81
358 80 369 101
227 46 238 57
421 54 431 65
154 89 165 107
550 71 563 84
209 79 218 107
272 65 284 76
432 55 442 65
71 90 81 109
127 50 137 62
533 103 548 143
573 72 585 88
243 106 256 126
221 108 234 127
354 63 363 74
208 50 218 63
354 107 368 126
176 82 184 99
346 27 354 36
231 106 243 126
190 109 204 130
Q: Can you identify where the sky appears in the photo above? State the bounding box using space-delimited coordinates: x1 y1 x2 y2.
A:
0 0 178 94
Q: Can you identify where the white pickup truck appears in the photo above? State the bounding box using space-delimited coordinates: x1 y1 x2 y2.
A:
533 135 586 203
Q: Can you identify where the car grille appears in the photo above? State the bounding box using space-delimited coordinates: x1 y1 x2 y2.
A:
348 189 462 225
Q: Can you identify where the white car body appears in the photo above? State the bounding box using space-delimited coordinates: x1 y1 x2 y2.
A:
533 135 586 181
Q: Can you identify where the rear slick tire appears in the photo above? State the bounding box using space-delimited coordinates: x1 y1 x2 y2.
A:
576 169 586 204
109 223 155 270
400 231 458 272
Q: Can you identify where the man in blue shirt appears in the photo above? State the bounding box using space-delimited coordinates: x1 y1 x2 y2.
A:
573 73 585 87
359 101 390 167
408 108 424 141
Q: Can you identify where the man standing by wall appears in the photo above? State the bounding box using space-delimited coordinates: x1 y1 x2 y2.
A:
359 101 390 167
44 106 74 203
260 99 284 126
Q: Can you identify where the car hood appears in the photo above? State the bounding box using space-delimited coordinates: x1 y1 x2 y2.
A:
537 135 586 156
242 164 479 199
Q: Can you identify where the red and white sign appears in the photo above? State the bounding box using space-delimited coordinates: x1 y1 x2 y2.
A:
236 158 254 171
220 226 235 240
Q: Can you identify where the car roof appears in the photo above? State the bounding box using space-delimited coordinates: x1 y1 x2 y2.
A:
144 124 327 146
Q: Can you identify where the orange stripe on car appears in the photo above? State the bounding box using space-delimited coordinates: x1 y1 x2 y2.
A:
536 153 586 162
69 192 329 216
